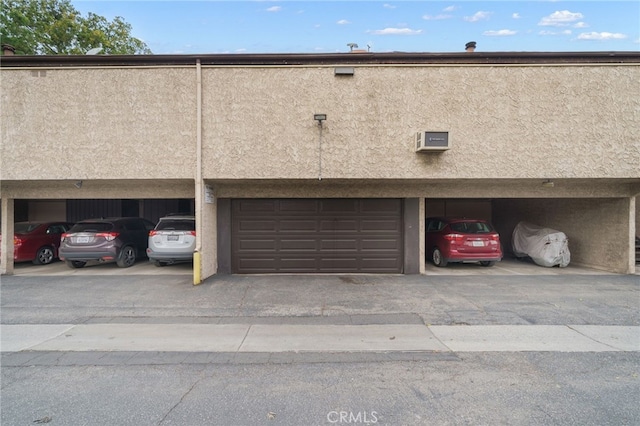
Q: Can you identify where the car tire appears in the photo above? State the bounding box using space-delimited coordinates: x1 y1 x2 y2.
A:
117 246 136 268
480 261 495 267
33 246 55 265
432 248 448 267
66 260 86 269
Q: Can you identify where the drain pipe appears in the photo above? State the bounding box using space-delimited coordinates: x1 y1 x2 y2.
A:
193 59 203 285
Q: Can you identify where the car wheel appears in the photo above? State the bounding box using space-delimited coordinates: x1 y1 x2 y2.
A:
117 246 136 268
432 248 448 267
66 260 86 269
480 261 495 267
33 246 55 265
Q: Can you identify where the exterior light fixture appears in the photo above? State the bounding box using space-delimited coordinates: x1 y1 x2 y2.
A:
74 180 83 189
314 114 327 125
542 179 554 188
335 67 355 76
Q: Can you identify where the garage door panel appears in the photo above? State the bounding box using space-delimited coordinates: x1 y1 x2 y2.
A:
236 200 277 212
280 239 318 251
237 219 277 232
319 199 358 213
238 239 277 251
361 238 401 250
280 258 318 270
280 219 318 232
360 199 402 214
319 219 359 232
237 258 278 272
361 219 401 232
320 239 358 251
279 200 318 213
232 199 403 273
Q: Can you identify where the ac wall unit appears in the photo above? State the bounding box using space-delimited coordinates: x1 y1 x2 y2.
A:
416 131 450 152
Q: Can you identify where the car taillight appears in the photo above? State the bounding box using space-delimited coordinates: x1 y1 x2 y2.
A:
96 232 119 241
189 231 196 236
489 234 500 244
443 234 464 244
14 237 23 246
61 233 68 242
149 230 158 237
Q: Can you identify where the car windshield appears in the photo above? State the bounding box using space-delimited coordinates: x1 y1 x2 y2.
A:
156 220 195 231
450 221 493 234
70 222 113 233
14 223 40 233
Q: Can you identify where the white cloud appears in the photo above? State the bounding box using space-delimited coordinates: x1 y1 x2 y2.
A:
266 6 281 13
368 28 423 36
337 19 351 25
383 4 396 9
539 30 572 36
423 14 452 21
577 32 627 40
443 6 458 13
573 22 588 29
538 10 584 27
464 11 492 22
483 29 517 37
512 13 521 19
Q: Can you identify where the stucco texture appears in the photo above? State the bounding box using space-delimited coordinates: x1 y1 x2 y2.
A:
1 68 196 181
202 65 639 180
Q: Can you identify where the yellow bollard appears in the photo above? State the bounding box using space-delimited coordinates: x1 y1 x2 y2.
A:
193 251 202 285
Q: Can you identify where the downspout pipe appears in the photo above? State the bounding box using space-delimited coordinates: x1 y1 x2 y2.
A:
193 59 203 285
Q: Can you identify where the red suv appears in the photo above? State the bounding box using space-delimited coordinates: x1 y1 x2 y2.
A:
1 221 74 265
60 217 155 268
426 217 503 267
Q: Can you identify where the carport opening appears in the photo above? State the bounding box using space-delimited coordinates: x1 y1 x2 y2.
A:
426 198 638 274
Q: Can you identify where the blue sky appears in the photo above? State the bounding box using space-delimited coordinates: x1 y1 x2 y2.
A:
71 1 640 54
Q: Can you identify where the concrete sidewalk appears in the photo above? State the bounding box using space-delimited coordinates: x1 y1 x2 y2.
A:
2 323 638 354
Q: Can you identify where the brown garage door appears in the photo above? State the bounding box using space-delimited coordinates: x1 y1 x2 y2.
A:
232 199 403 274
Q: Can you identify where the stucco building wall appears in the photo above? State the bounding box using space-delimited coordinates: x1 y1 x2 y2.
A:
1 68 196 181
2 64 638 183
202 65 639 181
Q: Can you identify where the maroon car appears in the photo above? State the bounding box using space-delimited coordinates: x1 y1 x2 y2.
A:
2 222 74 265
426 217 503 267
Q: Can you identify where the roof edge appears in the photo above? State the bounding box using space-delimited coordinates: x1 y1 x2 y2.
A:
2 51 640 67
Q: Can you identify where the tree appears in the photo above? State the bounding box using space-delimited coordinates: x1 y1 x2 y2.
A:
0 0 152 54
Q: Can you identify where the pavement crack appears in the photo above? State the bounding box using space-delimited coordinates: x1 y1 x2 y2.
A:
566 325 621 351
237 324 252 352
237 285 250 313
157 374 205 425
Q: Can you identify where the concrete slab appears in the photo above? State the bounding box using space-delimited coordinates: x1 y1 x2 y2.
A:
239 324 448 352
3 324 639 354
430 325 639 352
569 325 640 351
28 324 250 352
0 324 74 352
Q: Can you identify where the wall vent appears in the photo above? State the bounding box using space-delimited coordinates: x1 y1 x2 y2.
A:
416 131 449 152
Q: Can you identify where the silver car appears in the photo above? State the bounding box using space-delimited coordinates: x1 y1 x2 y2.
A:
147 215 196 266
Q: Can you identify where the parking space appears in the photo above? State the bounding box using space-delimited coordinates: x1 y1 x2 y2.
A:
11 260 193 277
425 257 617 276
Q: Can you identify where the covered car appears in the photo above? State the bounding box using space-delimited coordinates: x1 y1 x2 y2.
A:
512 221 570 267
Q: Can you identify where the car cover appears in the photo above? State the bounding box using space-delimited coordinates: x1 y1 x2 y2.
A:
512 221 570 267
